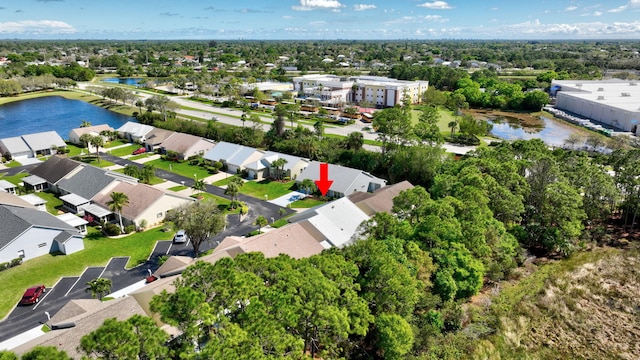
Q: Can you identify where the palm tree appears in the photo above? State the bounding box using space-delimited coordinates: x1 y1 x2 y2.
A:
345 132 364 151
314 120 324 138
254 215 268 233
225 182 240 208
448 120 458 139
271 158 288 180
300 178 316 196
79 133 93 154
140 163 155 184
80 120 92 128
89 135 104 163
106 191 129 232
192 178 206 196
85 278 112 300
123 164 139 178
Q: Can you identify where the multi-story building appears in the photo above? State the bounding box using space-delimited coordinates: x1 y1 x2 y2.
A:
292 74 428 108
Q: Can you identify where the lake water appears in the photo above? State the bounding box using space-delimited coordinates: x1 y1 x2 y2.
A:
488 116 575 147
101 77 144 86
0 96 134 140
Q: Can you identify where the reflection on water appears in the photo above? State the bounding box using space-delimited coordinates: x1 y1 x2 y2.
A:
488 116 575 147
101 78 144 86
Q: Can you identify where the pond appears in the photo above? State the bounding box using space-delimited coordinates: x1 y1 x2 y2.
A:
488 115 576 147
100 77 145 86
0 96 135 140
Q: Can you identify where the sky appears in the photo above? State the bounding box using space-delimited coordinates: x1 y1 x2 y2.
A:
0 0 639 40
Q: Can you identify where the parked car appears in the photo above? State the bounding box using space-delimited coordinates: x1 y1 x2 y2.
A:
173 229 189 244
132 147 147 155
20 285 46 305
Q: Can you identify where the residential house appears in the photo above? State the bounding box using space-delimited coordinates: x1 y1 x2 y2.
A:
0 191 35 208
56 213 89 235
0 131 66 160
348 180 413 216
203 141 264 174
0 203 84 264
29 156 82 194
21 174 48 192
0 179 16 194
54 164 138 201
117 122 154 143
91 181 196 229
142 128 175 153
296 161 386 198
158 132 216 160
244 151 309 181
68 124 114 145
18 194 47 211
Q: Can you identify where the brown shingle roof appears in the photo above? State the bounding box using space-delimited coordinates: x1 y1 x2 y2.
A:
349 180 413 216
160 132 206 154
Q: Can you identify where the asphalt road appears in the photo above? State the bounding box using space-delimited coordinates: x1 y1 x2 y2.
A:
0 155 291 343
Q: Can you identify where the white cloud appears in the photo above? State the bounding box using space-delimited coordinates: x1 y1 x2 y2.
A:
490 7 499 11
424 15 449 23
292 0 344 11
607 0 640 13
565 6 578 11
309 21 326 25
593 11 603 16
353 4 376 11
417 1 453 10
282 15 293 19
0 20 75 34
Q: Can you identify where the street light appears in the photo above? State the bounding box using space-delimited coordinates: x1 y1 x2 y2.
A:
264 194 268 201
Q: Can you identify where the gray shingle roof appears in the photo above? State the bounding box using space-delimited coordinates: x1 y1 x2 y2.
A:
0 204 77 249
298 161 386 195
57 166 117 200
30 156 81 184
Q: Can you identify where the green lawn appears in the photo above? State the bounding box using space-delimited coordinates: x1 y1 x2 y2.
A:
290 197 325 208
65 144 85 157
212 174 242 187
190 193 233 213
129 153 153 161
110 168 165 185
410 106 458 134
167 185 188 192
104 140 129 149
0 172 28 185
240 179 296 200
146 158 211 179
78 156 115 168
3 160 22 168
34 191 64 215
0 227 172 319
107 144 139 157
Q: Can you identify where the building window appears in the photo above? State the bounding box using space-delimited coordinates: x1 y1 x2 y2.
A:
17 250 25 258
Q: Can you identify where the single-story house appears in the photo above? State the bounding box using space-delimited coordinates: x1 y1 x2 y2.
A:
0 203 84 264
158 132 216 160
21 174 48 192
28 156 82 193
18 194 47 211
0 131 66 160
56 213 89 235
0 179 16 194
203 141 264 174
142 128 175 153
68 124 114 145
59 193 91 214
117 122 154 143
244 151 309 181
91 181 196 229
348 180 413 216
296 161 387 198
0 191 35 208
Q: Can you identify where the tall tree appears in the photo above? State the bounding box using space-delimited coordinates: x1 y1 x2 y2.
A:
372 107 413 154
254 215 268 233
106 191 129 232
89 135 105 163
21 346 71 360
164 200 226 256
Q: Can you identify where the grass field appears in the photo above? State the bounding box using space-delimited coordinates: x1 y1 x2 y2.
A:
107 144 139 157
410 106 458 134
0 227 171 320
240 179 296 200
34 191 64 215
290 197 325 208
145 158 211 179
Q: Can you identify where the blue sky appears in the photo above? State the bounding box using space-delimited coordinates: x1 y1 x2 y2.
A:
1 0 639 40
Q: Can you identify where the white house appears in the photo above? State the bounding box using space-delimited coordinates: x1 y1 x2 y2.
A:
297 161 386 198
0 131 66 160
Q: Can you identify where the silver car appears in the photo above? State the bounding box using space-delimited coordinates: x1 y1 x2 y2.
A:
173 229 189 244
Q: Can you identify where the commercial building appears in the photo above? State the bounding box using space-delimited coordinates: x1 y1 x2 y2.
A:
552 79 640 134
293 74 428 108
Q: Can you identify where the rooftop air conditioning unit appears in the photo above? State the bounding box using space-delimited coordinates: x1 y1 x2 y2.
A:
621 92 631 97
597 95 605 100
630 82 637 86
576 83 583 87
597 87 604 91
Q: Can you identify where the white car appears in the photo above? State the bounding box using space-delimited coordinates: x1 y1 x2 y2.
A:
173 230 189 244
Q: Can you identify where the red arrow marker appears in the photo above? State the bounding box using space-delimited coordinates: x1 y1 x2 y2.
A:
314 163 333 196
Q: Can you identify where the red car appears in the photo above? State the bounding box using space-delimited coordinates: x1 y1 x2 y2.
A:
132 147 147 155
20 285 46 305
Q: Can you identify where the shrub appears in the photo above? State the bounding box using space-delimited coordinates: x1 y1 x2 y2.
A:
10 258 22 267
138 219 148 231
271 218 288 228
124 224 136 234
103 223 122 236
0 262 9 271
158 255 169 265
